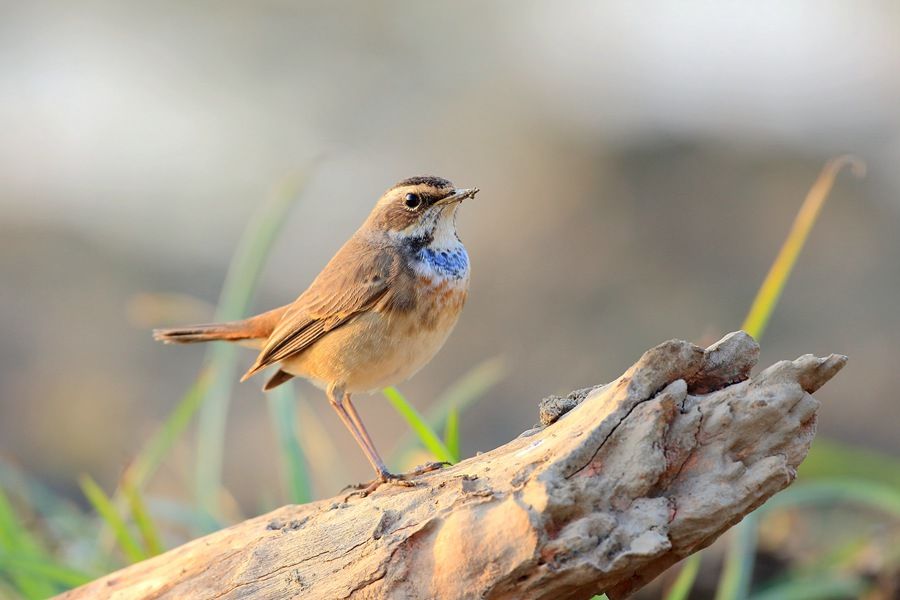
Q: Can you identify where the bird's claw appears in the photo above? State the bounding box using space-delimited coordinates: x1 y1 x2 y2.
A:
409 461 451 476
342 461 453 500
343 473 417 500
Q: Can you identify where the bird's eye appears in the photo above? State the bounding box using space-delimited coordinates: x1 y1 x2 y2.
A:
404 193 422 209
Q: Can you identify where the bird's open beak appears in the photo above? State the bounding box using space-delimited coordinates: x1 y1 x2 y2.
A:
438 187 479 205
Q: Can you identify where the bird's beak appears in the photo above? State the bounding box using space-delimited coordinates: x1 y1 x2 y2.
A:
438 187 479 205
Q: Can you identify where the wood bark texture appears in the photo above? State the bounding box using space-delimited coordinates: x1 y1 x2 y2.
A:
59 332 846 600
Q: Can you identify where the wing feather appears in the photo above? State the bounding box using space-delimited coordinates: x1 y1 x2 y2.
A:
241 236 403 380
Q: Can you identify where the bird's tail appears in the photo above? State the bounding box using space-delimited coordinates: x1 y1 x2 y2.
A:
153 321 256 344
153 306 288 345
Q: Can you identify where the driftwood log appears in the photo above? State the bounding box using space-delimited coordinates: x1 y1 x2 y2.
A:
60 332 845 600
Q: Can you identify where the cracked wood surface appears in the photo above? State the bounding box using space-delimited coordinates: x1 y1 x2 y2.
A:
58 331 845 600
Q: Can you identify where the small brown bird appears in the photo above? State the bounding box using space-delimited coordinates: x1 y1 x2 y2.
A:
154 176 478 495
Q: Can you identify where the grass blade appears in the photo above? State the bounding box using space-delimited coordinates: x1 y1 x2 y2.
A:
0 553 94 588
78 475 145 564
0 488 59 598
0 463 86 535
741 155 865 339
90 371 213 557
428 356 507 426
748 574 867 600
389 356 507 464
443 408 460 463
712 156 865 599
122 482 163 557
0 487 25 551
760 479 900 518
800 438 900 490
383 387 454 463
712 479 900 600
0 468 93 573
714 513 758 600
266 382 312 504
665 553 702 600
125 369 212 490
195 169 311 522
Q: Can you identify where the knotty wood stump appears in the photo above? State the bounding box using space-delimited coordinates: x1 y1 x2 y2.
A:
60 332 845 599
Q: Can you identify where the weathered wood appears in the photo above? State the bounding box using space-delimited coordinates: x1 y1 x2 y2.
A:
59 332 845 599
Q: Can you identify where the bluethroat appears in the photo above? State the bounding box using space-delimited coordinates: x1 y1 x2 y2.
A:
154 176 478 495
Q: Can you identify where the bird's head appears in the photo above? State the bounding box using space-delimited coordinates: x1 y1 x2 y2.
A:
366 176 478 246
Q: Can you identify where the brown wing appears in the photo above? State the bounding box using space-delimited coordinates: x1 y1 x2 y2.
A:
240 235 405 381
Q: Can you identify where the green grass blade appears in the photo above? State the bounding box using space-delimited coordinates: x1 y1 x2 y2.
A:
760 479 900 517
388 356 507 464
78 475 145 564
0 488 58 598
428 356 507 425
0 463 87 541
720 480 900 600
711 156 865 600
122 482 163 557
741 155 864 339
195 169 312 522
0 472 100 583
90 371 213 557
0 553 94 588
714 513 758 600
194 349 239 524
0 487 21 551
665 553 702 600
748 575 867 600
443 408 460 463
383 387 454 463
266 382 312 504
125 369 213 490
800 438 900 490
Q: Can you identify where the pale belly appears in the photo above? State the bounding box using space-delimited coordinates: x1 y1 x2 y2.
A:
281 285 467 393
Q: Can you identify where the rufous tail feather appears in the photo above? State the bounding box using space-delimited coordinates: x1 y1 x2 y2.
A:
152 322 256 344
152 305 288 347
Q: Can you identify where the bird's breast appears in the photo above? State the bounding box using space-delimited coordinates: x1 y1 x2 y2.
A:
409 243 469 329
411 275 468 332
280 241 470 393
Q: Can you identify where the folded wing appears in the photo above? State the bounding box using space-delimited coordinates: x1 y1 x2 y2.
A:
241 237 405 381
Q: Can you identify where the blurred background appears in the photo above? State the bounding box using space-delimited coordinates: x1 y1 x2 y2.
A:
1 1 899 598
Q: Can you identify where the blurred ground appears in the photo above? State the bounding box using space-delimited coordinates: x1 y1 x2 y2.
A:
1 0 898 515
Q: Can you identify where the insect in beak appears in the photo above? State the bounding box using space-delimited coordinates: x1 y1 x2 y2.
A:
437 187 479 205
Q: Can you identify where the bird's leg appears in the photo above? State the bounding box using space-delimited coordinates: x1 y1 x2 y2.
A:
327 385 450 498
327 385 415 498
342 394 450 493
326 385 390 478
343 394 402 473
344 393 433 497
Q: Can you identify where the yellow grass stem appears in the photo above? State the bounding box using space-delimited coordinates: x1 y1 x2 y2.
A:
741 156 865 339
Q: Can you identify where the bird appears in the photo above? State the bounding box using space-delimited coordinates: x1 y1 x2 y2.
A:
154 176 478 495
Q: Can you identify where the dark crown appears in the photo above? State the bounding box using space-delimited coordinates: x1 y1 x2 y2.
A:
391 175 453 190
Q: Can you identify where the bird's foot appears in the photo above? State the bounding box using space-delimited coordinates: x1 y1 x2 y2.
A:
343 473 414 500
406 460 452 476
343 462 451 500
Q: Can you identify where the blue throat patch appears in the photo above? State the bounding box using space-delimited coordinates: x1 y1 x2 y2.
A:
417 246 469 280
